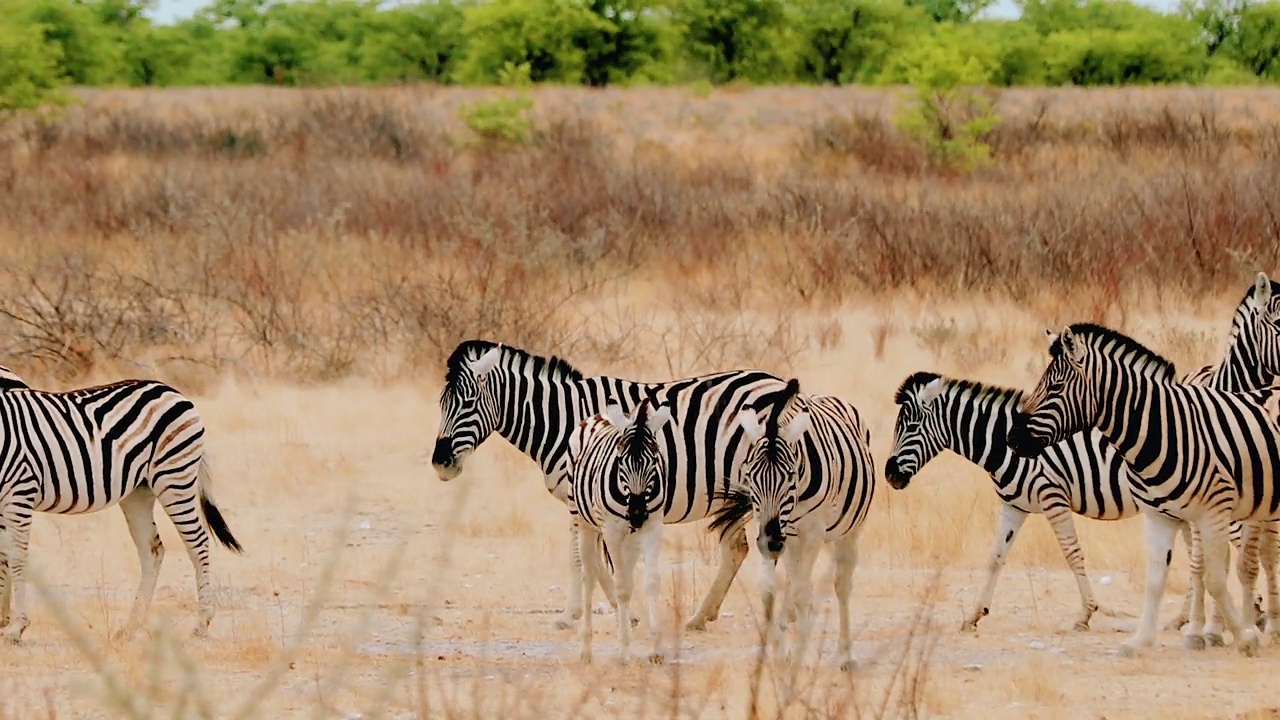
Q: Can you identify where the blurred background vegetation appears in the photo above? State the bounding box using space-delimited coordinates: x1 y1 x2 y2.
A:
4 0 1280 110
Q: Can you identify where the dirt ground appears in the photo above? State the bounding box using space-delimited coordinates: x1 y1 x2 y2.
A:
3 296 1279 720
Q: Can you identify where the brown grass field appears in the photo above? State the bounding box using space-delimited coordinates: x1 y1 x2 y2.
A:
2 85 1280 719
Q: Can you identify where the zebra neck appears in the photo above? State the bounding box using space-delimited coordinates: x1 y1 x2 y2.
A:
1094 369 1167 475
1210 341 1273 392
490 374 649 478
943 390 1026 477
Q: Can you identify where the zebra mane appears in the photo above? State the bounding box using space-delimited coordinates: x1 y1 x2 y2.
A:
620 387 662 461
895 371 1021 406
0 366 29 391
1214 276 1280 358
894 371 940 404
444 340 584 388
1054 323 1178 380
761 378 802 462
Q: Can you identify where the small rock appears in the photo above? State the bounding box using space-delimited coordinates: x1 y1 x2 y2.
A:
962 663 983 671
1028 640 1046 650
359 520 372 530
1100 575 1114 586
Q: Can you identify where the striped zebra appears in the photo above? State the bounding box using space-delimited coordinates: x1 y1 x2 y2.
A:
567 390 673 664
709 379 875 672
885 371 1161 633
1007 322 1280 656
431 340 793 631
0 367 242 644
1178 271 1280 644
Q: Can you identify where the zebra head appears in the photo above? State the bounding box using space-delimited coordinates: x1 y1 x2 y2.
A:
602 389 673 531
1008 326 1098 458
885 372 948 490
733 379 810 561
1250 271 1280 376
432 344 504 481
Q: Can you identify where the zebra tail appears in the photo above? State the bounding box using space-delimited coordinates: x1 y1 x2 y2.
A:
198 460 244 554
707 486 754 541
597 533 615 575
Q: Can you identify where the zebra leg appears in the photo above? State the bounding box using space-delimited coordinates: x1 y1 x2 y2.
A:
832 530 860 672
1262 521 1280 639
1183 522 1211 649
1236 521 1264 635
1 505 32 645
782 533 821 668
963 504 1028 633
1119 513 1181 657
114 488 164 642
154 480 215 638
1198 514 1261 657
685 522 749 632
557 522 586 630
1167 522 1194 632
758 553 781 656
604 523 638 665
1203 525 1237 647
578 524 602 664
639 519 666 664
1042 503 1098 631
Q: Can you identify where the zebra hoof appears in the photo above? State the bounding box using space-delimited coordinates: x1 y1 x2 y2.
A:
1073 621 1090 632
1205 633 1225 648
580 650 593 665
839 659 858 673
684 617 711 632
554 618 575 631
1239 629 1262 657
1183 634 1206 651
1117 642 1142 658
648 652 665 665
960 620 978 633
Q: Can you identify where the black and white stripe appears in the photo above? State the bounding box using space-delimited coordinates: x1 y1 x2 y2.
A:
710 379 875 671
1178 272 1280 644
567 390 673 664
885 371 1152 633
431 340 793 631
0 369 242 643
1008 322 1280 657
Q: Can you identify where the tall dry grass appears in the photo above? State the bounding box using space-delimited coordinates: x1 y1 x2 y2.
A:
1 85 1279 385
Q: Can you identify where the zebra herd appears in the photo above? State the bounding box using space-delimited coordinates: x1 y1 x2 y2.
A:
1 272 1280 669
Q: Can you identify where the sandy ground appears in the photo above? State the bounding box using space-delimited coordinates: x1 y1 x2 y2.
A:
1 297 1279 720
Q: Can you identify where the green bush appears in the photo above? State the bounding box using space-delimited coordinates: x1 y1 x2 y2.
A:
889 27 1000 171
459 62 536 146
0 20 66 110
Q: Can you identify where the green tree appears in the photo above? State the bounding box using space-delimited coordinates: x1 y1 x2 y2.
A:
670 0 789 83
792 0 930 84
1231 1 1280 77
576 0 666 85
456 0 611 84
360 2 466 82
0 20 65 110
16 0 123 84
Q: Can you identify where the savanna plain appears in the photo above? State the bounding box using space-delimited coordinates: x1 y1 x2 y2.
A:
4 85 1280 720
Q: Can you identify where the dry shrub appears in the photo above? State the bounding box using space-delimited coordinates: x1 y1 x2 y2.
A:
2 86 1280 381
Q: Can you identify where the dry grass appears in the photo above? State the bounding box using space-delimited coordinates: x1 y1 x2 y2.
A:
1 295 1277 720
1 85 1279 718
0 85 1279 384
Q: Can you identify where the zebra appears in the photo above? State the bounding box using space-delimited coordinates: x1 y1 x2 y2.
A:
709 379 875 672
1007 322 1280 657
567 389 673 664
1177 271 1280 645
431 340 794 632
0 368 243 644
885 371 1161 633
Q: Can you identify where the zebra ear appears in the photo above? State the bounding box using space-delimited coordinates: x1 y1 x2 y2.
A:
736 409 766 442
781 410 811 445
917 378 944 406
1255 272 1273 310
469 346 502 378
1060 326 1086 364
603 403 631 430
646 405 673 435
